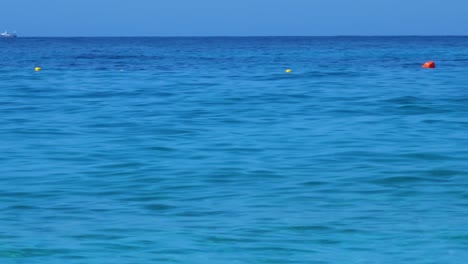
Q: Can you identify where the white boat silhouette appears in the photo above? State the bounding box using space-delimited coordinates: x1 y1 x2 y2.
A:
1 30 17 38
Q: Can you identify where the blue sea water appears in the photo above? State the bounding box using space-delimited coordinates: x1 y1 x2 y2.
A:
1 37 468 263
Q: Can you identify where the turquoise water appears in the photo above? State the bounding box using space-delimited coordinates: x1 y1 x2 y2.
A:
1 37 468 263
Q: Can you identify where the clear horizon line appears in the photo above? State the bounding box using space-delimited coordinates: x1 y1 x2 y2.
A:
13 34 468 38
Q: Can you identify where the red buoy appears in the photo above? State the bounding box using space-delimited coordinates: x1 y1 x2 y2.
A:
422 61 436 69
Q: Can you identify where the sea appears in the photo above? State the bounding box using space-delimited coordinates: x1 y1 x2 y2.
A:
1 37 468 263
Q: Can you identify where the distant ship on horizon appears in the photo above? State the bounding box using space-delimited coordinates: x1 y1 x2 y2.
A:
1 30 17 38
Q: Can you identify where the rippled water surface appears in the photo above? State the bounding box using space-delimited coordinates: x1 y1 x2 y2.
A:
1 37 468 263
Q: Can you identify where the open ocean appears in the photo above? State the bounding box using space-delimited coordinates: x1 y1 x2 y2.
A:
1 37 468 263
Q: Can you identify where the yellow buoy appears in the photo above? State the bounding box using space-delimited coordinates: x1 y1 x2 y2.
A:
34 67 41 72
285 69 292 73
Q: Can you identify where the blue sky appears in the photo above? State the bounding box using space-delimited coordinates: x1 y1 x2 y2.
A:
2 0 467 36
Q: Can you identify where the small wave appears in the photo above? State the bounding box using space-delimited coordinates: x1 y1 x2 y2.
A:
74 54 163 60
